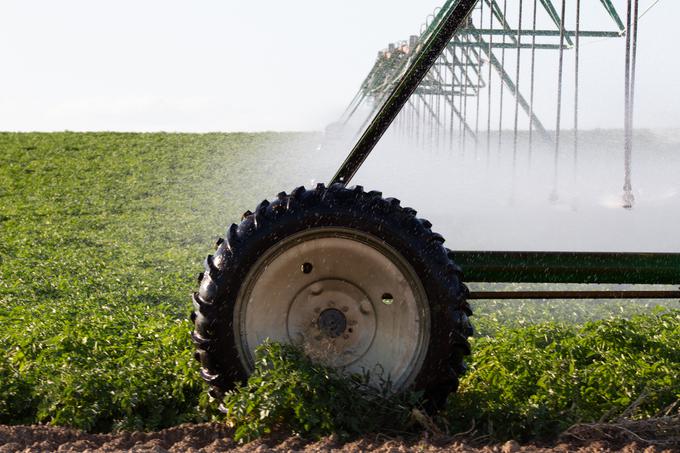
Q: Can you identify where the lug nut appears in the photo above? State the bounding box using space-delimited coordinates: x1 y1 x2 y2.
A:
360 300 372 315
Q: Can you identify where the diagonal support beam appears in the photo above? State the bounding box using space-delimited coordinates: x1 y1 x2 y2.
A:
473 30 551 142
485 0 518 45
599 0 626 31
538 0 574 46
332 0 479 185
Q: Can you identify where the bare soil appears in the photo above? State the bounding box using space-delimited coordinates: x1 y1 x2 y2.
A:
1 421 678 453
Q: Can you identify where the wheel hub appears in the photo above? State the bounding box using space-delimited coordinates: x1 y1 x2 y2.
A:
287 278 376 367
317 309 346 338
234 228 430 391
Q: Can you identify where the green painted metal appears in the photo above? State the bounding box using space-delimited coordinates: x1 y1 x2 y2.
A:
599 0 626 31
459 42 567 49
418 89 479 96
332 1 676 293
538 0 574 45
486 0 518 44
470 29 622 38
469 32 550 138
332 0 479 184
453 251 680 284
468 290 680 300
344 0 629 147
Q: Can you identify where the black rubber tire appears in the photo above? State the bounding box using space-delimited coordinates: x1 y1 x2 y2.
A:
191 183 473 410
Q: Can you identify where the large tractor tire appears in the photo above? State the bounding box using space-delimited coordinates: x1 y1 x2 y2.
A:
191 183 473 409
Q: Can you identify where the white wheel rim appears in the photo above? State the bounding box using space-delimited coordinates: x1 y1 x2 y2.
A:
233 227 430 391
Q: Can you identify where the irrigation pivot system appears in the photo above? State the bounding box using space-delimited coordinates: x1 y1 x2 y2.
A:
192 0 679 411
344 0 631 141
340 0 639 206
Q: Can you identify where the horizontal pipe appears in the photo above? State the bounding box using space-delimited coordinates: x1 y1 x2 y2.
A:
454 42 568 50
432 61 483 67
416 88 481 96
467 29 622 38
452 251 680 284
468 290 680 300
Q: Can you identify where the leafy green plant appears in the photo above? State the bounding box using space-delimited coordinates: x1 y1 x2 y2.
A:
1 132 678 439
470 284 679 337
447 310 680 441
0 351 36 424
0 132 324 432
221 341 422 442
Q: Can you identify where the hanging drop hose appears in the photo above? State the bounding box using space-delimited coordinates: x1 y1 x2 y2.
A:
497 0 508 153
486 1 494 164
622 0 639 209
623 0 632 207
462 34 470 152
551 0 567 203
449 47 456 147
512 0 523 172
436 65 442 149
528 0 538 166
573 0 581 177
474 0 484 152
457 39 465 146
430 76 436 148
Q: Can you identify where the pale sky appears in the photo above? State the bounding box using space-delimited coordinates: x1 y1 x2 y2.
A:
0 0 677 132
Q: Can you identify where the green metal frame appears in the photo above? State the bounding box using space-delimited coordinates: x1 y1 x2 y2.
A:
332 0 679 298
454 251 680 284
332 0 479 184
345 0 628 143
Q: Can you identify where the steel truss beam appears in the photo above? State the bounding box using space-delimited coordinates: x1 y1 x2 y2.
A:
471 29 622 37
342 0 629 153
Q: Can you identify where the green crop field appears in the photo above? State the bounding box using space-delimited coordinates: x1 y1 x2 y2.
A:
1 132 678 439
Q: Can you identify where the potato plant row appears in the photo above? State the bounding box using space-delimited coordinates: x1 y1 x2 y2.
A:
1 133 677 438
